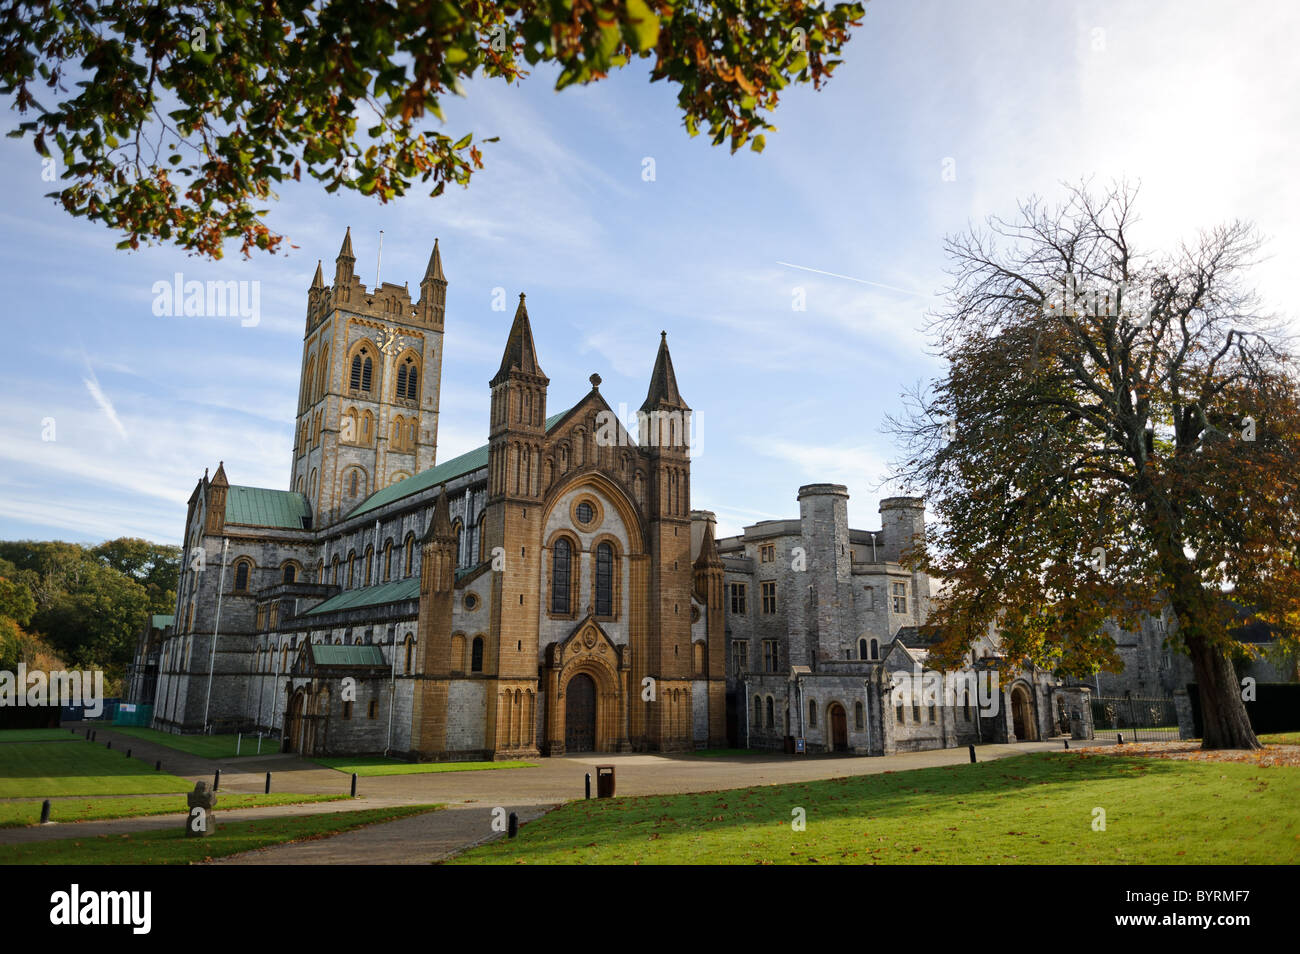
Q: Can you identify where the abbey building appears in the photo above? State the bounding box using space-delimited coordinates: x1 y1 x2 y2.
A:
135 232 1088 759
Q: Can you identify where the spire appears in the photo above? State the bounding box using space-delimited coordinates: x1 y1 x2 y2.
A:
423 238 446 284
423 488 455 544
640 331 688 412
337 226 355 262
310 260 324 289
693 521 723 570
211 461 228 487
492 294 546 384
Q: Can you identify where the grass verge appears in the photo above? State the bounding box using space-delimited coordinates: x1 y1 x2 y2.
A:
0 741 192 798
0 805 442 865
109 726 281 759
0 729 80 743
0 792 348 828
449 751 1300 865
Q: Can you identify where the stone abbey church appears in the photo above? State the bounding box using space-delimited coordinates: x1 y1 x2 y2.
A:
139 232 1077 760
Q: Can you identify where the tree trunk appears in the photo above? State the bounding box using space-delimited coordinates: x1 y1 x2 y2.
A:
1183 630 1261 750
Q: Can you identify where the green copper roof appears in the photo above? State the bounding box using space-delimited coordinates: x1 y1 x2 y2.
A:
347 407 571 519
226 485 312 529
310 644 387 667
150 614 174 630
304 577 421 615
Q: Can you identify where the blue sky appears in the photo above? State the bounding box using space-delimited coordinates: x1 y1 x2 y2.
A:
2 0 1298 545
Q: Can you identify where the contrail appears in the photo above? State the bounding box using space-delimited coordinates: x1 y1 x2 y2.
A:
776 261 930 298
82 354 128 440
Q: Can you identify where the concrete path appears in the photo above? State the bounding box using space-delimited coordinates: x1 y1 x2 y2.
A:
2 726 1080 863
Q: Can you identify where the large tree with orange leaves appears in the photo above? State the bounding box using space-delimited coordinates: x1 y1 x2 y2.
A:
0 0 864 258
890 181 1300 750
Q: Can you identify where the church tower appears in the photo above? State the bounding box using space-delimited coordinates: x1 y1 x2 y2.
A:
290 230 448 527
634 332 695 751
481 295 548 756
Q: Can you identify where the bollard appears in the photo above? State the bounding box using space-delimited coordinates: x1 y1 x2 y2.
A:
106 740 111 750
213 769 221 791
1117 732 1124 744
126 749 131 759
91 731 96 741
508 812 518 838
265 772 272 794
1063 740 1069 749
40 800 51 824
585 773 591 799
85 728 90 739
155 760 161 771
351 773 358 798
968 744 977 763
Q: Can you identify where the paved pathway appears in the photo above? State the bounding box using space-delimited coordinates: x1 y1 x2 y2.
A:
2 726 1081 862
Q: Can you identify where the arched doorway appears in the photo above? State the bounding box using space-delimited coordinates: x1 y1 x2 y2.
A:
828 703 849 752
565 673 597 752
285 689 306 753
1011 684 1037 741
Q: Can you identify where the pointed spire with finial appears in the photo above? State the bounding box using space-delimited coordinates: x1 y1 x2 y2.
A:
492 293 546 384
337 226 355 262
694 520 723 570
310 260 325 290
640 330 689 412
424 487 455 544
211 461 228 487
334 227 356 290
424 238 446 284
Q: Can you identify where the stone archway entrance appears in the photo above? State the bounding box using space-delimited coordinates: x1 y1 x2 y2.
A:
565 673 597 752
828 703 849 752
286 689 306 753
1011 684 1037 741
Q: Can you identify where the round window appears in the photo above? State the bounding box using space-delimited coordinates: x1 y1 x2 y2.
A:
576 501 595 525
464 593 479 611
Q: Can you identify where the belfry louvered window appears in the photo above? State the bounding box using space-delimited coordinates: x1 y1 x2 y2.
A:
396 357 418 401
350 349 373 391
595 543 613 616
551 539 572 614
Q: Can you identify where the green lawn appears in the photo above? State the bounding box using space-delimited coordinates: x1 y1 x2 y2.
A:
109 726 281 758
450 752 1300 865
0 792 348 828
0 729 80 743
0 805 441 865
312 756 535 777
0 741 192 798
1260 731 1300 745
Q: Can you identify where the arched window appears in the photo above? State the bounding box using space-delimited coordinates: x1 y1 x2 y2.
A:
551 538 572 614
859 637 868 660
282 563 296 584
349 471 359 496
396 355 419 401
405 532 416 576
453 521 463 567
233 558 252 593
595 542 613 616
855 700 865 730
383 540 393 581
870 638 879 660
765 697 775 729
404 635 415 674
471 636 484 673
808 699 818 727
350 346 374 391
331 554 339 584
753 695 762 726
364 545 373 585
347 551 356 588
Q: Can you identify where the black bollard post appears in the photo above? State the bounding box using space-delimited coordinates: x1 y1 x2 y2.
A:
265 772 272 794
968 744 977 763
85 728 90 739
351 773 358 798
1064 740 1069 749
508 812 518 838
40 800 51 824
155 760 161 771
126 749 131 759
90 731 96 741
585 773 591 799
1117 732 1124 744
213 769 221 791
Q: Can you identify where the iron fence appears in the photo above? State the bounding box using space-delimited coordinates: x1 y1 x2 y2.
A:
1091 695 1179 742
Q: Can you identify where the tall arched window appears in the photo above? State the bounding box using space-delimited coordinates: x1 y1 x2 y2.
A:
808 699 817 727
349 471 359 496
404 634 415 674
396 355 419 401
233 559 252 593
859 638 869 660
855 700 865 730
350 346 374 391
331 554 339 584
753 695 762 726
595 542 613 616
383 540 393 581
551 539 572 614
405 532 415 576
282 563 296 584
364 545 373 585
765 697 775 729
347 552 356 587
870 638 879 660
471 636 484 673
